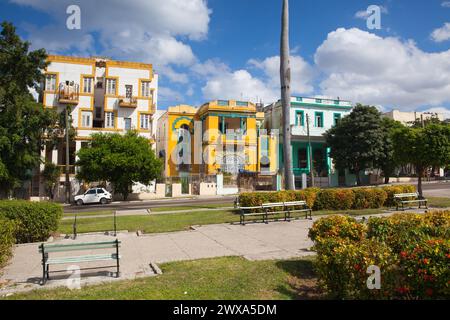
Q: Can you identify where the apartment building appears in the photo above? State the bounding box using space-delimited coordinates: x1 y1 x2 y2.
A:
32 55 158 199
384 109 445 125
265 96 356 187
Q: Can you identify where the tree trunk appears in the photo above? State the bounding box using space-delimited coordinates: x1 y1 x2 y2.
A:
280 0 294 190
417 166 424 197
384 175 390 184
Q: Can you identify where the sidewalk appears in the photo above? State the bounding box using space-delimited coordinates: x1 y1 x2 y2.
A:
0 208 433 295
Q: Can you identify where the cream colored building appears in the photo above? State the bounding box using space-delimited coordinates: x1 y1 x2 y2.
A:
384 109 444 125
32 55 158 199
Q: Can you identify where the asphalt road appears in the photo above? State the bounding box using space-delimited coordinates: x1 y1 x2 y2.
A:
64 195 237 213
63 181 450 213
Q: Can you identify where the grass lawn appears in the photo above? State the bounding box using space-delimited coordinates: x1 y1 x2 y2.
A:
428 197 450 208
4 256 324 300
58 208 385 235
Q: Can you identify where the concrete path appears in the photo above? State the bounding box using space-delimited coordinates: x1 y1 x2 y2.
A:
0 208 434 295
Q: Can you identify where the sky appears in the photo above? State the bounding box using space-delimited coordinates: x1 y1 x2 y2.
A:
1 0 449 117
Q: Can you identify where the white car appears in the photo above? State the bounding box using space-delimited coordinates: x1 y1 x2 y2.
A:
74 188 112 206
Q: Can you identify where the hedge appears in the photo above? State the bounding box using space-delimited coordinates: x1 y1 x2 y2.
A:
0 216 16 268
238 185 415 211
0 201 63 243
309 211 450 299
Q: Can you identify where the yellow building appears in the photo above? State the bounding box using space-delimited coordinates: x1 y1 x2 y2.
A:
156 100 278 178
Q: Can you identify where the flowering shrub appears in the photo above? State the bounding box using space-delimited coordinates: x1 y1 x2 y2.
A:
309 211 450 299
353 188 388 209
314 189 356 210
382 185 416 207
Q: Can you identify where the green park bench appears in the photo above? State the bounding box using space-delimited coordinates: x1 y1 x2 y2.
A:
39 239 121 285
238 201 312 225
394 192 428 211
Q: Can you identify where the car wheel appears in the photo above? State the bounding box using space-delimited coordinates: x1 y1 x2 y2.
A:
76 199 84 206
100 197 107 205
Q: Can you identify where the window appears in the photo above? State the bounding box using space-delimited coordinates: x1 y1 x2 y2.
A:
141 81 151 97
83 77 94 94
333 113 341 126
298 149 308 169
86 189 96 195
236 101 248 107
296 97 303 102
45 74 56 91
140 114 150 130
295 110 304 126
97 189 104 194
106 79 117 95
315 112 324 128
218 100 229 106
315 99 322 104
105 112 115 128
81 111 92 128
124 118 132 131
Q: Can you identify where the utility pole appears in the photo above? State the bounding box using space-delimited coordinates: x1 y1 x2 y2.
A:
306 114 314 187
65 106 71 204
280 0 295 190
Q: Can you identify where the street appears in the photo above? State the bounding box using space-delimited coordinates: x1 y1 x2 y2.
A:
63 182 450 213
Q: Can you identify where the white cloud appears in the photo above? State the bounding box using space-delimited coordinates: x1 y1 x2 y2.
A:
442 2 450 8
199 56 315 104
248 55 315 95
431 23 450 42
10 0 210 77
314 28 450 109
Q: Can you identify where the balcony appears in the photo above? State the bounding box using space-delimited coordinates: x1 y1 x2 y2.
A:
291 125 327 137
58 83 79 105
119 96 138 108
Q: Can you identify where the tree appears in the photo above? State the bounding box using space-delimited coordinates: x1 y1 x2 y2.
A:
324 104 386 186
41 162 61 200
280 0 294 190
0 21 57 198
393 123 450 196
76 131 163 200
376 117 405 184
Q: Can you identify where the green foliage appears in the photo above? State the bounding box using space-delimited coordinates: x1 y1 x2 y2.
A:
76 131 163 200
309 211 450 299
0 200 62 243
393 123 450 195
377 118 405 182
0 216 16 267
0 22 58 197
352 188 387 209
41 162 61 200
324 104 386 185
239 188 318 211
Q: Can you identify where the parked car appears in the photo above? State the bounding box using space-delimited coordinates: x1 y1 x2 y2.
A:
74 188 112 206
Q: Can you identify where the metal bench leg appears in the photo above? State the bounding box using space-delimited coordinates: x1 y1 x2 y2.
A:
116 240 120 278
46 264 50 280
41 263 46 285
265 213 269 224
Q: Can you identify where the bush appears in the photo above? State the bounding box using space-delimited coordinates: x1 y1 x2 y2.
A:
0 216 16 267
0 200 63 243
314 189 355 210
238 185 414 212
309 211 450 299
353 188 387 209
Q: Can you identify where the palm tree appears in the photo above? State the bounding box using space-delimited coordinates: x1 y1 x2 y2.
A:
280 0 295 190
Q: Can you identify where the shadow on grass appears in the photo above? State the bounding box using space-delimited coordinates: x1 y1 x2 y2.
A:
275 258 327 300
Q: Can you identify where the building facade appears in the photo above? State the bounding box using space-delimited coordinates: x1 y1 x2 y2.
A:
32 55 158 199
384 109 445 125
156 100 278 180
265 96 356 188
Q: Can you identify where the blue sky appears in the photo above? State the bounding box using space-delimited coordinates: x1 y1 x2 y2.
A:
1 0 449 116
